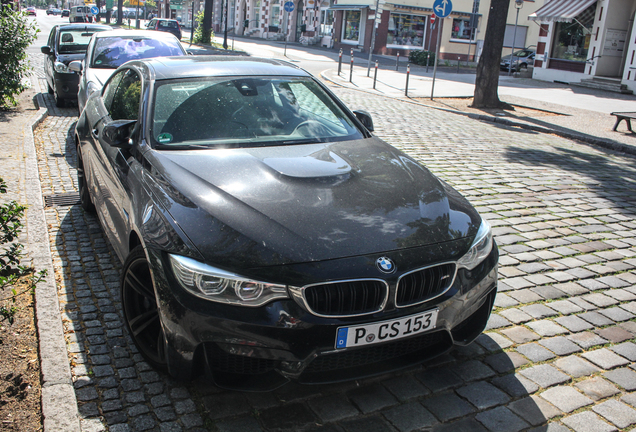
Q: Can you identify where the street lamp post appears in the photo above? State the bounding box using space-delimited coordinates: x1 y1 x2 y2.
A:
508 0 524 76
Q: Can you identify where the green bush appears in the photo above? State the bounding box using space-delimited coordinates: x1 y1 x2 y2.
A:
192 10 214 44
408 50 435 66
0 5 39 109
0 178 46 323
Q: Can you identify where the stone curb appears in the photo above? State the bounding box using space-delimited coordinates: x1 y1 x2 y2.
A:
320 70 636 157
25 79 82 431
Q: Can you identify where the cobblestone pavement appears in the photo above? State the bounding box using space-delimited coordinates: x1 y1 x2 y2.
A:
27 58 636 431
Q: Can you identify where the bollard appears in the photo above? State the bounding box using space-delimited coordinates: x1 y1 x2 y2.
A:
373 60 378 90
337 48 343 75
457 56 461 73
349 49 354 83
405 64 410 97
396 52 400 71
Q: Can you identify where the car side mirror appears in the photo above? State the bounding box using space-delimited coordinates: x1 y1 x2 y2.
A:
353 110 374 132
68 60 83 73
41 46 52 55
102 120 137 148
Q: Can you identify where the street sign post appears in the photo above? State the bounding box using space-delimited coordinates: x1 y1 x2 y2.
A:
283 2 294 57
433 0 452 18
431 0 452 99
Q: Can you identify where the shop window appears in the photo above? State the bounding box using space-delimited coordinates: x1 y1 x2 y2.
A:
550 2 596 64
271 0 280 29
387 13 425 48
451 17 475 41
343 10 361 42
320 9 334 37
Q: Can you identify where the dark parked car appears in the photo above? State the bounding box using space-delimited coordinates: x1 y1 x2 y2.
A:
74 56 498 390
146 18 182 40
69 29 186 114
62 9 70 17
46 8 61 15
41 24 112 107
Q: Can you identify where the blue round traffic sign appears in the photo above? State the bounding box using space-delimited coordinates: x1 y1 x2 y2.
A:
433 0 452 18
284 1 294 12
90 6 99 14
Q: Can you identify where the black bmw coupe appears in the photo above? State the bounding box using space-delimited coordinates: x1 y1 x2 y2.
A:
74 56 498 390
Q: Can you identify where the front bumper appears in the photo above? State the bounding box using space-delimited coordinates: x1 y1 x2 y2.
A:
148 245 498 391
54 73 80 100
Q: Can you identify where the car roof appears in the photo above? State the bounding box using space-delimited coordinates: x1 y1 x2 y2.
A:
128 56 310 81
94 29 180 39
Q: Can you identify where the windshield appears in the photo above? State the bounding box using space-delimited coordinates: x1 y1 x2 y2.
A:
151 76 364 148
58 28 108 54
91 36 184 68
513 50 533 57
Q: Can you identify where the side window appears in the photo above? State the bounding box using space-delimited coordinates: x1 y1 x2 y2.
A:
102 71 126 112
48 28 56 49
109 70 142 121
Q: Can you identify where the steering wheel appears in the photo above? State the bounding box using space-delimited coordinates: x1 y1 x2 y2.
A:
291 120 332 137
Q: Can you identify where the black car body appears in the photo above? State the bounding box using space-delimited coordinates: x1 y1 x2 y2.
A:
47 8 61 15
75 56 498 391
146 18 182 40
41 24 112 107
62 9 70 17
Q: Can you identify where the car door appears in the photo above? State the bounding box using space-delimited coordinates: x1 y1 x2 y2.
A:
90 68 142 259
44 27 58 91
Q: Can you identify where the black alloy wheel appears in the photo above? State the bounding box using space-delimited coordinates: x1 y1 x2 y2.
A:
121 246 168 371
76 143 95 212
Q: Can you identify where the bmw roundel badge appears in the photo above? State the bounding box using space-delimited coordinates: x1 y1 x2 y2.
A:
376 257 396 274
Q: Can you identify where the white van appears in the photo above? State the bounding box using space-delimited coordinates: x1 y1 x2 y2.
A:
69 4 96 23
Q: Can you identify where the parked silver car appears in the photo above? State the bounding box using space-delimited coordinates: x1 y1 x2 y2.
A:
69 29 186 114
500 49 535 72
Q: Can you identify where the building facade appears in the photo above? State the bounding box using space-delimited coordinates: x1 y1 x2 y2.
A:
160 0 545 62
530 0 636 92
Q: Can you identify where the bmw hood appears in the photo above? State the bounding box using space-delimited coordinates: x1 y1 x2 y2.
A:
147 138 481 268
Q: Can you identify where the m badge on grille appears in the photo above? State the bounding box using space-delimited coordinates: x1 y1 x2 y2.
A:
376 257 396 274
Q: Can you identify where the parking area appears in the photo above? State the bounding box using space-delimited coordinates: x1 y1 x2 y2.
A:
29 60 636 432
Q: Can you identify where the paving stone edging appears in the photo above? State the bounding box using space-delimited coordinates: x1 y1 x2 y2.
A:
320 71 636 157
25 79 81 431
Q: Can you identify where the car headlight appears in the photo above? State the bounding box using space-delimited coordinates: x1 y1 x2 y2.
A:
54 61 73 74
457 219 493 270
169 254 289 306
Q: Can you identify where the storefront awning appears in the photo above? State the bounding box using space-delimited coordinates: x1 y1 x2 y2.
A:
528 0 597 23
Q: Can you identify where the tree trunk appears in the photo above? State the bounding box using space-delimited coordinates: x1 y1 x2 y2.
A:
203 0 214 43
117 0 123 25
472 0 512 109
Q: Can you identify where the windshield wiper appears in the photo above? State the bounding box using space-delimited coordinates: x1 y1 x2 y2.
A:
280 138 322 145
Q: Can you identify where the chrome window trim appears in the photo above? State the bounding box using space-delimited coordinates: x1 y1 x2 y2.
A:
289 278 390 318
394 261 458 308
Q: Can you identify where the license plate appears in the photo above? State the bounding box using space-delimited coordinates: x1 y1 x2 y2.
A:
335 309 439 349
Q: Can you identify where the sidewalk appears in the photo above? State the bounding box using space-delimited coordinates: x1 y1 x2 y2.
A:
320 64 636 155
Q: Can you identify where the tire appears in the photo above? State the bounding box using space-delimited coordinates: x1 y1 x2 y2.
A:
76 143 95 213
55 89 65 107
121 246 168 372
